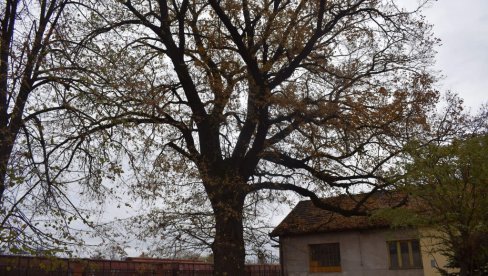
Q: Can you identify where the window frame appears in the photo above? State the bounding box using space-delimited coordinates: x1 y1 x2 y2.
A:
387 239 423 270
308 242 342 273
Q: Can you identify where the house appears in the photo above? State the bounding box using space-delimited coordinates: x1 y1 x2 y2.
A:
270 192 451 276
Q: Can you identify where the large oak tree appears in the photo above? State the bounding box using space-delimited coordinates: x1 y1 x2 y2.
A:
76 0 440 274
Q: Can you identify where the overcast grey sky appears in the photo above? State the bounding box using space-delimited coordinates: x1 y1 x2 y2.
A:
422 0 488 110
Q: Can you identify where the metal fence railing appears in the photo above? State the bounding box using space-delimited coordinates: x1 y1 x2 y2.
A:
0 255 281 276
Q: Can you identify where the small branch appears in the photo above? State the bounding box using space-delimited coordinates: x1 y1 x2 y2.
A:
248 182 367 216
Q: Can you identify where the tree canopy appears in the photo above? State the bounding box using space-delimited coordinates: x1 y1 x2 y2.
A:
0 0 83 254
66 0 442 274
5 0 475 275
404 133 488 276
0 0 125 256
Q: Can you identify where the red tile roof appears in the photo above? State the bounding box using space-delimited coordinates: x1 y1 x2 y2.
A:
270 192 415 237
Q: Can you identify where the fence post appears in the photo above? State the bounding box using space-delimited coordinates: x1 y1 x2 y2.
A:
172 262 178 276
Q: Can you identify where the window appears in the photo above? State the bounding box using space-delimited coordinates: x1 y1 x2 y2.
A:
387 240 423 269
309 243 341 273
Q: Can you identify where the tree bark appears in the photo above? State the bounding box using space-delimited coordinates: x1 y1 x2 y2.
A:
458 262 470 276
209 182 246 276
0 131 15 200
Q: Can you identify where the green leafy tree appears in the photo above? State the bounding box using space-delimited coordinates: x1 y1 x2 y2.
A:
404 132 488 276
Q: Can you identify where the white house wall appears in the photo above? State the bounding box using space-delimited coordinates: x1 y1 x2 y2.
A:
280 228 425 276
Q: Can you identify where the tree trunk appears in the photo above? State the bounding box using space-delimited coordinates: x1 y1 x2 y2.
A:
0 132 15 201
458 262 470 276
458 236 479 276
210 187 246 276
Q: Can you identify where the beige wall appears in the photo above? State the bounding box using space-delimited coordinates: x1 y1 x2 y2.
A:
280 229 425 276
418 228 457 276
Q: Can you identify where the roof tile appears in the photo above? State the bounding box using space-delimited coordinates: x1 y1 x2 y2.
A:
270 192 413 237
